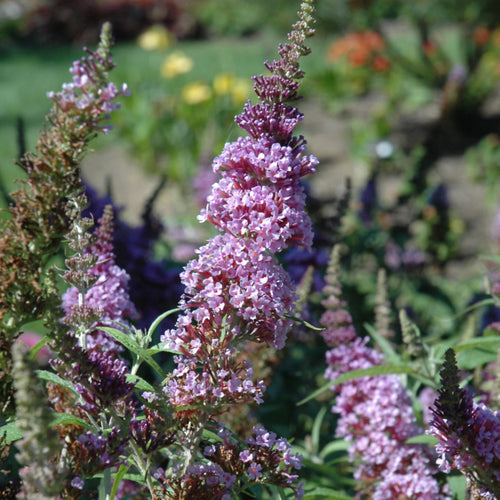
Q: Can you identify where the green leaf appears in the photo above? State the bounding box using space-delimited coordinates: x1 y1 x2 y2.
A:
303 487 354 499
110 465 130 500
457 349 498 370
298 364 418 405
126 373 155 393
28 336 48 360
51 413 93 430
454 335 500 352
311 406 327 453
0 421 23 443
36 369 77 395
405 434 439 445
202 428 224 443
319 440 349 460
448 473 468 500
284 313 324 331
93 471 144 483
99 327 166 379
364 323 399 364
147 308 181 339
146 345 181 356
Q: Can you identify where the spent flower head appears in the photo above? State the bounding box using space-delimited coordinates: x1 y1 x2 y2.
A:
429 349 500 498
62 205 137 352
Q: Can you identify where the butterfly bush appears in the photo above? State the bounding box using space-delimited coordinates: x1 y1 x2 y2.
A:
48 197 139 493
320 246 449 499
0 22 129 422
159 1 316 496
1 24 143 496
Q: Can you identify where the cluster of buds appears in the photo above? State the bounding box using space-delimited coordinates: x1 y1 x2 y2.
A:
46 23 130 134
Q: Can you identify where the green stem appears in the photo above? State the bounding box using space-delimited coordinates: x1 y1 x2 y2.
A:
183 411 208 473
129 439 155 494
99 468 112 500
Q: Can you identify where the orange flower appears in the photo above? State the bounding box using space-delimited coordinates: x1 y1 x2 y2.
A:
349 49 369 67
492 29 500 47
327 31 386 68
372 55 390 72
474 26 490 46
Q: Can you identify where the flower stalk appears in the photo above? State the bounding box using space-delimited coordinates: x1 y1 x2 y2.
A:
159 1 316 496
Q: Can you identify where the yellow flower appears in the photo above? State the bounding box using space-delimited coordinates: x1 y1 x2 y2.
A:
161 51 194 79
213 72 236 95
230 78 251 104
213 73 250 104
182 82 212 105
137 25 175 51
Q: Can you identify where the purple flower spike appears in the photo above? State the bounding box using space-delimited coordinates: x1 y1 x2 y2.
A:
162 0 317 410
160 3 315 497
321 246 449 499
47 27 130 135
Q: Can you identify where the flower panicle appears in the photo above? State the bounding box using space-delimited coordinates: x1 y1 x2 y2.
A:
320 249 449 499
429 349 500 498
51 202 139 491
0 22 128 345
235 0 315 145
163 424 304 499
46 22 129 135
399 308 424 359
431 349 474 433
159 3 316 497
62 204 137 352
259 0 316 103
374 268 394 340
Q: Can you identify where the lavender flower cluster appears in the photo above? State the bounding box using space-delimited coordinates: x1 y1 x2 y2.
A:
320 247 449 499
46 34 130 135
157 4 316 496
62 205 138 352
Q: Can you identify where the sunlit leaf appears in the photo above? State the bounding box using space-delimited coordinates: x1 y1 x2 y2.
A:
36 369 77 395
0 421 22 443
100 327 166 379
51 413 93 430
126 373 155 393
